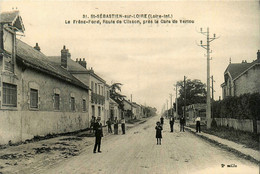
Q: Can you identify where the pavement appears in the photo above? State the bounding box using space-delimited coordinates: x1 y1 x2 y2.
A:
185 126 260 164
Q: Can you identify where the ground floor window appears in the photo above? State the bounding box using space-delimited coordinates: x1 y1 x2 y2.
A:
71 97 75 111
54 94 60 110
83 99 86 112
98 106 101 116
3 83 17 107
30 88 38 109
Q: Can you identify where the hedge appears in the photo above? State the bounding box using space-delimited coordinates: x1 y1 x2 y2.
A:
212 93 260 120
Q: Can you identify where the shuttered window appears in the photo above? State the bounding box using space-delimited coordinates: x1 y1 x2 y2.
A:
30 89 38 109
54 94 60 110
83 99 86 112
71 97 75 111
3 83 17 107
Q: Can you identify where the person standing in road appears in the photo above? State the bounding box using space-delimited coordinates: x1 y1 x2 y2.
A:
155 121 163 145
114 117 119 135
121 117 126 134
160 116 164 128
106 118 113 133
195 116 201 133
93 117 103 153
169 117 175 132
90 116 95 133
180 116 185 132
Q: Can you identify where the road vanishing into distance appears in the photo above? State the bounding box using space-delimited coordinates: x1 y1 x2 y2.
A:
43 116 258 174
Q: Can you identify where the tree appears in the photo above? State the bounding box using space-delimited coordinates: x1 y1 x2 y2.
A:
109 83 125 112
176 79 206 115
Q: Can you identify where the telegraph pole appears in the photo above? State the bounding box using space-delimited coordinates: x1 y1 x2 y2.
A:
199 27 218 129
211 75 215 101
166 99 169 118
169 94 173 117
175 83 178 119
184 76 186 124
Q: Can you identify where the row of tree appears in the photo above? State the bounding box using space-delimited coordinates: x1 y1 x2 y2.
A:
109 83 157 118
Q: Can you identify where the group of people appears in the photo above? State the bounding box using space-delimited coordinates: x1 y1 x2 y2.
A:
91 116 126 153
155 115 201 144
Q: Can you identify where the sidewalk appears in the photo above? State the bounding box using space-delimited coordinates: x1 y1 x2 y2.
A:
185 126 260 163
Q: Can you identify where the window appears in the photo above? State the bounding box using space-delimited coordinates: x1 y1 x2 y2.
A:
101 86 103 96
98 106 101 116
98 85 100 95
95 83 97 94
30 89 38 109
3 83 17 107
71 97 75 111
54 94 60 110
91 81 94 91
83 99 86 112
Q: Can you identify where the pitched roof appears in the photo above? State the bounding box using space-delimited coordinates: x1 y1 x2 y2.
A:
15 40 89 90
225 59 259 80
0 11 25 32
48 56 106 83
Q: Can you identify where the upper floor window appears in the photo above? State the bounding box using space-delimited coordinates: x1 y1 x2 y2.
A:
98 85 100 95
30 88 38 109
2 83 17 107
101 86 103 96
95 83 97 94
91 81 94 91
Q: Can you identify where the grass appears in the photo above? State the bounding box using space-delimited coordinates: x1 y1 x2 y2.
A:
189 124 259 151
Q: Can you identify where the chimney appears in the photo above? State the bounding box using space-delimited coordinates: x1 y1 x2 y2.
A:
61 45 70 69
257 50 260 60
78 58 87 69
34 43 41 51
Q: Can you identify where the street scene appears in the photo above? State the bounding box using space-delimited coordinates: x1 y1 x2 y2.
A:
0 1 260 174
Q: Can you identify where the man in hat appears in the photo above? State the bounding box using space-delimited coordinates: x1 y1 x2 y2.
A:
93 117 103 153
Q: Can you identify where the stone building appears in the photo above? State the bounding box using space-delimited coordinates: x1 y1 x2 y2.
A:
0 11 90 144
48 56 110 126
221 50 260 99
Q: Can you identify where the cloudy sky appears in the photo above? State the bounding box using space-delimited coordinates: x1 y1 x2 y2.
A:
1 1 260 113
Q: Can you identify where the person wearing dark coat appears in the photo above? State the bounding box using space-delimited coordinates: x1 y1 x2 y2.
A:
160 116 164 127
155 121 163 145
169 117 175 132
93 117 103 153
114 117 119 134
121 118 126 134
106 118 113 133
180 116 185 132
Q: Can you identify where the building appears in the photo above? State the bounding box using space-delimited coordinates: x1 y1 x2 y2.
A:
221 51 260 99
109 98 119 121
0 11 90 144
185 104 206 123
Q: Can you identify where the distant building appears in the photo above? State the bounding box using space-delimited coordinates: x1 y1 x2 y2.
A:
185 104 206 123
221 50 260 99
0 11 90 144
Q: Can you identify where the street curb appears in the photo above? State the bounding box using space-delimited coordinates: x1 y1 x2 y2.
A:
185 127 260 165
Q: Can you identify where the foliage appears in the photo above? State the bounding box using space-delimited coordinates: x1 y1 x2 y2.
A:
175 79 207 115
109 83 125 110
143 106 157 117
212 93 260 133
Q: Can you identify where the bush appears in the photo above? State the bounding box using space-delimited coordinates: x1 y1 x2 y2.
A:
213 93 260 120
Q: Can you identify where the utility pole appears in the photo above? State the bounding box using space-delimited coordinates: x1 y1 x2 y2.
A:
169 94 173 117
199 27 218 129
175 83 178 119
131 94 133 119
184 76 186 124
166 99 168 118
211 75 215 119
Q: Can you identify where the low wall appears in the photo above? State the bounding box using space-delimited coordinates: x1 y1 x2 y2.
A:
215 118 260 133
0 110 89 145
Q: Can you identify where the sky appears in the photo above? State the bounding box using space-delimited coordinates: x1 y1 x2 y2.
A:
1 0 260 113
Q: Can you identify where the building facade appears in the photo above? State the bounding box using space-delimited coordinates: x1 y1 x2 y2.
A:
0 11 90 144
221 51 260 99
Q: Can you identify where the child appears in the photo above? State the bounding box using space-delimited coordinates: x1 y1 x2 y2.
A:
155 121 163 145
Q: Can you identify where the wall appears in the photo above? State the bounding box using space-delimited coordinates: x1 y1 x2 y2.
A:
235 65 260 96
0 66 89 145
215 118 260 133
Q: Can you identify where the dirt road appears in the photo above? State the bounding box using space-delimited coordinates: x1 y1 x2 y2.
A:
44 116 258 174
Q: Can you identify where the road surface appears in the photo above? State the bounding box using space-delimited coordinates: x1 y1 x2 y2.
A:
44 116 258 174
